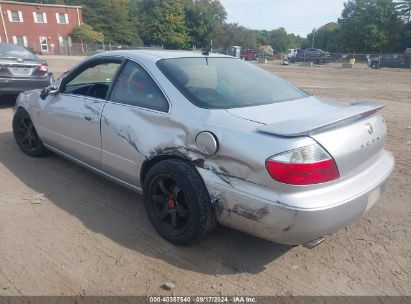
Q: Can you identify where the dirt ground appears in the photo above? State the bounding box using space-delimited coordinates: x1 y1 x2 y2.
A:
0 57 410 296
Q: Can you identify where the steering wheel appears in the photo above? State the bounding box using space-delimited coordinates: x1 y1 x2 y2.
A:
86 83 108 99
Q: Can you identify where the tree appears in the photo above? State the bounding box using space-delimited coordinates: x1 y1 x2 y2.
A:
269 28 291 52
72 23 104 53
184 0 227 48
83 0 142 46
305 22 341 51
18 0 142 46
255 28 305 53
72 24 104 43
211 23 257 51
132 0 189 49
338 0 403 52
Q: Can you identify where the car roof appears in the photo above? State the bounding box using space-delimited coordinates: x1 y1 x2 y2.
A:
94 49 232 61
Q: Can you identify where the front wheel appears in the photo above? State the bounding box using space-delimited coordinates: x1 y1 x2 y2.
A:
371 62 379 69
143 159 217 245
13 109 49 157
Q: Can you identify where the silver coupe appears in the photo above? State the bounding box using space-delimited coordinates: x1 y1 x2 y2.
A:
13 50 395 247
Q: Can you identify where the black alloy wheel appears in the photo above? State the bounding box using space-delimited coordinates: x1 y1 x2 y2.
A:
13 109 49 157
143 159 217 245
150 174 191 235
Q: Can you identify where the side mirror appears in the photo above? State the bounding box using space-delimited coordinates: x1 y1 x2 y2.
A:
40 85 59 100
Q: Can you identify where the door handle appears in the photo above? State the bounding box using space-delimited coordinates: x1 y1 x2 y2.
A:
84 116 92 121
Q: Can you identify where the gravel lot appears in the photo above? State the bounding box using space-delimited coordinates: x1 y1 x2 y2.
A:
0 57 410 296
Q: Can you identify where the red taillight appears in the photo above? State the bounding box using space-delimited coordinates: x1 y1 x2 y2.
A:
39 64 48 72
265 144 340 185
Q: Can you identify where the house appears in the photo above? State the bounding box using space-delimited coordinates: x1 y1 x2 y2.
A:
259 45 274 55
0 0 82 54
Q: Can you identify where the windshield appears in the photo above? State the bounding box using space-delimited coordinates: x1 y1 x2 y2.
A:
0 43 38 60
157 57 308 109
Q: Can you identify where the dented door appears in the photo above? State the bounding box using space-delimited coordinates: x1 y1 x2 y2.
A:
100 60 171 187
38 94 105 168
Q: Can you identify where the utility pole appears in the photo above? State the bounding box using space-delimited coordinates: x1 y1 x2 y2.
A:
311 29 316 48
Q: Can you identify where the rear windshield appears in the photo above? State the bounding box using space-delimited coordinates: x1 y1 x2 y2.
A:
157 57 308 109
0 44 37 60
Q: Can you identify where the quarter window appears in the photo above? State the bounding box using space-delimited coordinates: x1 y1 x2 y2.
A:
110 61 169 112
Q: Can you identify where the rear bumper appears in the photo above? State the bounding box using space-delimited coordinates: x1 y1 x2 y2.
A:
198 149 395 245
0 75 52 94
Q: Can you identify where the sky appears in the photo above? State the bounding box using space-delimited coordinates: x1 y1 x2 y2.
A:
219 0 347 37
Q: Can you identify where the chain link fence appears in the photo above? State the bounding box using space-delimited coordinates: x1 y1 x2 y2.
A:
327 53 381 64
29 42 163 56
28 41 383 65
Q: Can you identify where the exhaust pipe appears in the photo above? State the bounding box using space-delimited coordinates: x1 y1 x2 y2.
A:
303 237 326 249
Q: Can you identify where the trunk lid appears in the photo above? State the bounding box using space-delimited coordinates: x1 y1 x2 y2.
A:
226 96 387 177
0 58 43 78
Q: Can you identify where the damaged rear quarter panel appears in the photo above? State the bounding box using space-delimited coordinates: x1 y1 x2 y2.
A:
197 167 299 242
100 98 315 192
99 56 316 191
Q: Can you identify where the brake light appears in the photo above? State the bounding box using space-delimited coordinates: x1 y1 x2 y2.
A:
39 64 48 72
265 144 340 185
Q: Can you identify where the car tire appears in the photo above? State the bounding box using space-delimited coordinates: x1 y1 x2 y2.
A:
371 63 379 69
143 159 217 245
13 108 49 157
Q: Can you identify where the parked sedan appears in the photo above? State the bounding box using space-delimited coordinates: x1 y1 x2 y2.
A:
13 50 394 247
0 43 53 96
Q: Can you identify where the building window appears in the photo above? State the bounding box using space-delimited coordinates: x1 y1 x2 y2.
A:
34 12 47 24
39 36 48 52
11 11 20 21
56 13 69 24
7 10 23 22
13 36 27 47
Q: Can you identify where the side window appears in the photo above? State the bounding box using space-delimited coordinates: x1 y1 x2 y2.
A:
63 61 121 99
110 61 169 112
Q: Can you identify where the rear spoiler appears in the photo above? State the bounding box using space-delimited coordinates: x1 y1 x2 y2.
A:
257 101 385 137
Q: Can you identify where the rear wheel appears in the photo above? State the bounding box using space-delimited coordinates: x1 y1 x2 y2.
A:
143 159 217 245
13 109 49 157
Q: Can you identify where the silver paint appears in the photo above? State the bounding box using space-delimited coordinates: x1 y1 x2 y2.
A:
195 131 219 155
14 50 395 246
